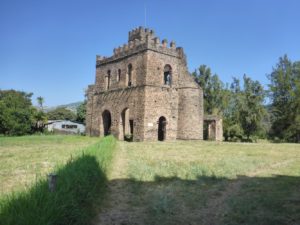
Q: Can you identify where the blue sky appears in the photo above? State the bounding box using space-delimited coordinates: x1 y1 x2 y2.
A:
1 0 300 106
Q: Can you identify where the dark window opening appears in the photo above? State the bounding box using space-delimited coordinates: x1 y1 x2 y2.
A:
118 69 121 82
62 124 78 129
127 64 132 87
163 65 172 86
107 70 111 90
129 119 134 135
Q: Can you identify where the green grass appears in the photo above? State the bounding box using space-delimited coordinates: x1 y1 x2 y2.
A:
0 137 299 225
0 135 98 195
100 141 300 225
0 135 116 225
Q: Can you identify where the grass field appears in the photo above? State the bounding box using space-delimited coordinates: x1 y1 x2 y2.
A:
0 135 116 225
0 135 98 195
96 140 300 225
0 136 299 225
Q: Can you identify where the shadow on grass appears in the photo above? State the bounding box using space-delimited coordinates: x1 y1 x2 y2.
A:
0 154 107 225
1 155 299 225
95 175 300 225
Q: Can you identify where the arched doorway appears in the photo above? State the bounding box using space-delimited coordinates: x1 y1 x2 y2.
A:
121 108 133 140
102 110 111 136
158 116 167 141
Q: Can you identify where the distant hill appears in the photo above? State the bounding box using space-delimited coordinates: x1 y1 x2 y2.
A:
45 101 83 113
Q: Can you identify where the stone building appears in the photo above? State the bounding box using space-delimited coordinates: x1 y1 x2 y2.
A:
85 27 204 141
204 115 223 141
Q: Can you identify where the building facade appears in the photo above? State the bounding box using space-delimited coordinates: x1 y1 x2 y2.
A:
86 27 204 141
46 120 85 134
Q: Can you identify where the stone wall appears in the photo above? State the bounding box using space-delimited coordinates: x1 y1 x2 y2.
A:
203 115 223 141
86 27 204 141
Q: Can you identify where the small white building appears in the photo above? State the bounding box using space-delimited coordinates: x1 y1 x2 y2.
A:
46 120 85 134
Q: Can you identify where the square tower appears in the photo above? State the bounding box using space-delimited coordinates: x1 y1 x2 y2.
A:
86 27 203 141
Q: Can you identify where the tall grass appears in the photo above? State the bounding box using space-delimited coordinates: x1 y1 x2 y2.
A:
0 136 116 225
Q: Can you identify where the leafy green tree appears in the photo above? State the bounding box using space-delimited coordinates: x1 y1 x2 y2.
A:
193 65 228 115
37 96 44 111
268 55 300 142
76 101 86 124
47 107 77 121
0 90 36 135
34 96 47 132
239 74 266 140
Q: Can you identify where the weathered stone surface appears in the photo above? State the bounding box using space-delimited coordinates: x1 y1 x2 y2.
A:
86 27 204 141
204 115 223 141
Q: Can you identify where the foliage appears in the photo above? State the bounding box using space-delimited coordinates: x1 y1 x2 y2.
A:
47 107 77 121
193 65 228 115
0 136 116 225
76 101 86 124
0 90 36 135
193 65 266 141
239 75 266 140
268 55 300 142
36 96 44 110
34 96 47 132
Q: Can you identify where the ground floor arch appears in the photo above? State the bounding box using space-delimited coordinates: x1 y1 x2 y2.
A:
102 110 112 136
120 108 133 140
158 116 167 141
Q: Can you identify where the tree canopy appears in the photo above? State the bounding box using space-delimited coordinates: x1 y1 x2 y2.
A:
268 55 300 142
194 65 266 142
76 101 86 124
0 90 36 135
47 107 77 121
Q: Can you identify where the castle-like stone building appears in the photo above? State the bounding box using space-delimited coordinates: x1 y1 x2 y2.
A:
86 27 204 141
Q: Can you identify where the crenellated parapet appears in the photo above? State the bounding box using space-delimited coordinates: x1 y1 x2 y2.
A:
96 27 186 67
128 26 155 42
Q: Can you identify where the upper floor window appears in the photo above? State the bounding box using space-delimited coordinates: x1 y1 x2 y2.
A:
106 70 111 90
164 65 172 86
127 64 132 87
117 69 121 82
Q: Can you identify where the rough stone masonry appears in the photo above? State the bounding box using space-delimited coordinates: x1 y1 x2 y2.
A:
86 27 207 141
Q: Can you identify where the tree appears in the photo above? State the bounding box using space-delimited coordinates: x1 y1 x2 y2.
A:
47 107 77 121
222 77 239 141
76 101 86 124
268 55 300 142
193 65 228 115
239 74 266 140
36 96 44 111
0 90 36 135
34 96 47 132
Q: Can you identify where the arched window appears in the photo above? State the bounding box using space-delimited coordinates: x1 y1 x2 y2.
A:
106 70 111 90
117 69 121 82
164 65 172 86
127 64 132 87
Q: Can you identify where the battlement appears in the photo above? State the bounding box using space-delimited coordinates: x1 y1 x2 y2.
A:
96 27 186 66
128 26 155 42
